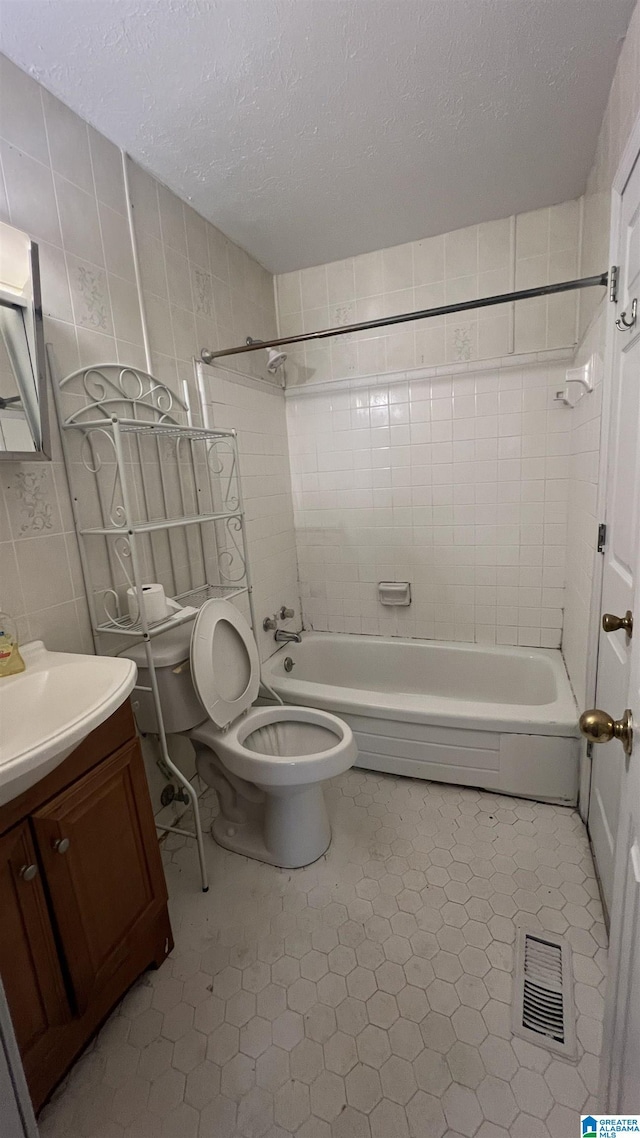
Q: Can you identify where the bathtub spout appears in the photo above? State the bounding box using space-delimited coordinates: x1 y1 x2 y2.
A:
275 629 302 643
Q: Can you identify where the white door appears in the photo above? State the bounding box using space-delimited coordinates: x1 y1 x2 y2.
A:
591 148 640 1110
588 152 640 915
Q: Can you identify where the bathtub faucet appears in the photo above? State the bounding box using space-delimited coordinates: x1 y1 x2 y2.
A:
274 629 302 644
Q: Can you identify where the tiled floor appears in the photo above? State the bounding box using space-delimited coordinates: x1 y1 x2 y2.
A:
38 769 607 1138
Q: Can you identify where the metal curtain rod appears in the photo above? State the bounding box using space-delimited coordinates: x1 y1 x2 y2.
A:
200 272 608 364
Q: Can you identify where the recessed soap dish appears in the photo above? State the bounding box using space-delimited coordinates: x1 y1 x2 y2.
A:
378 582 411 606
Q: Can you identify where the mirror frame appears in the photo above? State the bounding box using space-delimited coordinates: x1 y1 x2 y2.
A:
0 240 50 462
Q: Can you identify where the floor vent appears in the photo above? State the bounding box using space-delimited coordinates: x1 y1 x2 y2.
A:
512 929 577 1058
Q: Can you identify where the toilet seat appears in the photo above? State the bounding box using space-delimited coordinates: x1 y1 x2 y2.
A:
191 704 356 787
190 599 260 729
190 600 357 785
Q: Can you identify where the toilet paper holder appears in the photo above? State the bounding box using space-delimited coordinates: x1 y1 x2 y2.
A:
378 581 411 606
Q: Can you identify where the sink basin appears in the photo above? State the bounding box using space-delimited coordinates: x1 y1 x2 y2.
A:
0 641 137 807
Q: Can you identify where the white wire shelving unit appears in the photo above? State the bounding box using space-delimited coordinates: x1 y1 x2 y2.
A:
50 358 259 892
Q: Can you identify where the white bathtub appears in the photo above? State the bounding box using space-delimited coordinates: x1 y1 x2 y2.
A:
262 633 580 804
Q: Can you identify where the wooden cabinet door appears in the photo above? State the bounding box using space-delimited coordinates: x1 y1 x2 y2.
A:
0 823 69 1066
31 740 168 1013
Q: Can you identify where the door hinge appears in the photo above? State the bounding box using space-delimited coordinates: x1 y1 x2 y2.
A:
597 522 607 553
609 265 619 304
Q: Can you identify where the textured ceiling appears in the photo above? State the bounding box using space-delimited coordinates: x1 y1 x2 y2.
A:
0 0 635 272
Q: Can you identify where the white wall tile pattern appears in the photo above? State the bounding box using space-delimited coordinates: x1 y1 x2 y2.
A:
287 358 572 647
201 367 301 661
0 55 296 820
562 327 605 707
0 54 282 660
277 202 581 389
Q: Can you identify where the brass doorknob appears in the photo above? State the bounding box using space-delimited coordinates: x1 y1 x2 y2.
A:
579 708 633 755
602 610 633 636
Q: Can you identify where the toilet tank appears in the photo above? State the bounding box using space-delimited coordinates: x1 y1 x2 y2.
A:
119 622 206 734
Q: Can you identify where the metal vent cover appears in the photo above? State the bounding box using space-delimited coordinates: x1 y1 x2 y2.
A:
512 929 577 1058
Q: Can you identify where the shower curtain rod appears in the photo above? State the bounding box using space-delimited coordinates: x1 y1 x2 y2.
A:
200 271 607 364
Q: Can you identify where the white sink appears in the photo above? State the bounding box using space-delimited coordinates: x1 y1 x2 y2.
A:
0 641 137 807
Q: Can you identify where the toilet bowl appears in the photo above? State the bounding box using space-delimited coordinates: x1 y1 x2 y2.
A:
191 704 355 867
122 600 356 868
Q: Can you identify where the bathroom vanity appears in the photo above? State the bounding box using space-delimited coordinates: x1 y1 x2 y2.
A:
0 700 172 1111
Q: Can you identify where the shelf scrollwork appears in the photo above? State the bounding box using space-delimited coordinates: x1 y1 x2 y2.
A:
60 364 189 428
206 438 240 513
217 515 247 584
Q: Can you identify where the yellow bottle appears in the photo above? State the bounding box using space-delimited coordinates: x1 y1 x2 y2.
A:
0 612 25 677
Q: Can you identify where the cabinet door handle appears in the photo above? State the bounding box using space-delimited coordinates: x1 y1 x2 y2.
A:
53 837 70 854
19 863 38 881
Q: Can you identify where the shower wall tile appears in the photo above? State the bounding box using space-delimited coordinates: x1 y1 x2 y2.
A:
287 359 570 648
276 202 581 389
562 321 605 707
200 367 301 663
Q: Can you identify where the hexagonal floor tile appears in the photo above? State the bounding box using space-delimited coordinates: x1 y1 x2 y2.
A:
43 768 606 1138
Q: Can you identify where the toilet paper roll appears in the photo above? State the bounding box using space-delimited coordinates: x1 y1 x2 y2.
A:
127 583 169 625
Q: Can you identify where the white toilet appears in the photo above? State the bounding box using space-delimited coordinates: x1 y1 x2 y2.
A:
123 600 356 868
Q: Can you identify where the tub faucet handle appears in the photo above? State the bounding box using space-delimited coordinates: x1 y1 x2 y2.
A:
279 605 294 620
263 615 277 631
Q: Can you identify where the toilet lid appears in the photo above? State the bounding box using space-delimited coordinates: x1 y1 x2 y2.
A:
190 600 260 730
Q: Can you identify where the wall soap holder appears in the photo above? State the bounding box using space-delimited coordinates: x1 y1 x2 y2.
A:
378 581 411 606
555 354 599 407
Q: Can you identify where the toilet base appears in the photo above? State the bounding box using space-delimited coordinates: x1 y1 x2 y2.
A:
211 783 332 869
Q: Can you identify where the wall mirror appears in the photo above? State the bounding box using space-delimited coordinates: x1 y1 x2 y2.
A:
0 222 49 459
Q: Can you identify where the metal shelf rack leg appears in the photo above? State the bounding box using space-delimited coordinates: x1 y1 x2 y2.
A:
141 638 209 892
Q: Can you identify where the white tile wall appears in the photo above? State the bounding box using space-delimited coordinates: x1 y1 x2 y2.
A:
200 366 301 661
278 5 640 679
0 54 283 662
277 202 581 388
0 55 297 819
3 7 639 719
563 325 605 707
287 356 572 648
